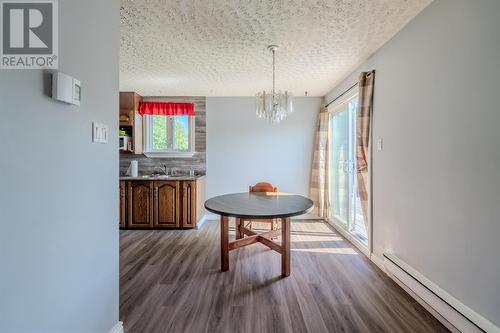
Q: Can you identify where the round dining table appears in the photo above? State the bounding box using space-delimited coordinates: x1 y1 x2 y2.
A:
204 192 313 277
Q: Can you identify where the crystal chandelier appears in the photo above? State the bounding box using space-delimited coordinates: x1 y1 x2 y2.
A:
256 45 293 124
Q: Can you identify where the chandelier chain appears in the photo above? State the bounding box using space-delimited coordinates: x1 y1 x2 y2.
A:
272 48 276 96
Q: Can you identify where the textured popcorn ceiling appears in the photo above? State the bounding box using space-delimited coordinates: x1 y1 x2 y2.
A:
120 0 431 96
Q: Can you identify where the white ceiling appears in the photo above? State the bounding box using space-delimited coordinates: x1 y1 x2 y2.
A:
120 0 431 96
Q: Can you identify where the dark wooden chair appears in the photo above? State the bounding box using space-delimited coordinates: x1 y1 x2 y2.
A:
244 182 279 234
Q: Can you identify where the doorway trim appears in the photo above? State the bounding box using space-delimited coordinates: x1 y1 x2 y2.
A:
327 217 370 256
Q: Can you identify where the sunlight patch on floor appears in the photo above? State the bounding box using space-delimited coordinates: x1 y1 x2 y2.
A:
292 247 358 255
291 235 343 242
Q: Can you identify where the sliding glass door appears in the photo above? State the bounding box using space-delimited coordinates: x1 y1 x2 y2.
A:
330 93 368 247
331 110 349 226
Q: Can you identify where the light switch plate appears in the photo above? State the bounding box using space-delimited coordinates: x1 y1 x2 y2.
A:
93 122 108 143
377 138 383 151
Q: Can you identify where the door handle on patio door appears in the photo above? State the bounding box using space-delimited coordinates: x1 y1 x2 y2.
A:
351 160 355 174
342 161 355 173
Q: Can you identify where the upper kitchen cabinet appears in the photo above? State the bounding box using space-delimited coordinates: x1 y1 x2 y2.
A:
119 92 143 154
120 91 140 110
119 92 141 125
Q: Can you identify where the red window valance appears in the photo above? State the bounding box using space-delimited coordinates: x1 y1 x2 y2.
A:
138 102 195 116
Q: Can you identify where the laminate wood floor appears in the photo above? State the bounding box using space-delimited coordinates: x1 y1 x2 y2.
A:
120 220 449 333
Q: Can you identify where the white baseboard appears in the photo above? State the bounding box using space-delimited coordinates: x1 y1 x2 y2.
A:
196 213 213 229
383 254 499 333
108 322 123 333
196 213 218 229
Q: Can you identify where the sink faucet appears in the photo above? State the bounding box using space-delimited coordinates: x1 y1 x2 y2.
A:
153 164 169 176
162 164 169 176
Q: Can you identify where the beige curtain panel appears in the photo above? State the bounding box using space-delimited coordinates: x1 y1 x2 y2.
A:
356 70 375 230
310 108 332 218
310 71 374 221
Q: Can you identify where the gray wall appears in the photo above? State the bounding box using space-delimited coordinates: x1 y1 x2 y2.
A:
206 97 321 200
325 0 500 326
0 1 120 332
120 96 206 175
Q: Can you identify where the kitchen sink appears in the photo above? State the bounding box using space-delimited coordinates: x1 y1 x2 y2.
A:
149 175 187 179
154 175 172 179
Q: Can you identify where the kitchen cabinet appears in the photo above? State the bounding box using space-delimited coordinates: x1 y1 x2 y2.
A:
119 92 141 125
120 178 205 229
119 91 143 154
127 180 154 228
182 180 197 228
154 181 180 228
120 92 141 111
119 181 126 228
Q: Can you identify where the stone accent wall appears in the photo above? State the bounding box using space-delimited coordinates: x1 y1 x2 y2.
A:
120 96 206 176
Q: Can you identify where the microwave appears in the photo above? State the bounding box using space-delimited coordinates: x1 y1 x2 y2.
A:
119 136 131 151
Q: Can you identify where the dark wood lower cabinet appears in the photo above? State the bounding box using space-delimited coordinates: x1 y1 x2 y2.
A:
154 181 180 228
182 180 196 228
120 178 204 229
119 181 126 228
127 181 154 228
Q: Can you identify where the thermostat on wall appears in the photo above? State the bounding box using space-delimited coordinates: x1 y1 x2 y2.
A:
52 72 81 106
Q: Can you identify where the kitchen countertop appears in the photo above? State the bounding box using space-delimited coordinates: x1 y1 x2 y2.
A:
120 175 206 181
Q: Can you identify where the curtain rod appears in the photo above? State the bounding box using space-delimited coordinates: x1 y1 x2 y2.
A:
324 82 358 108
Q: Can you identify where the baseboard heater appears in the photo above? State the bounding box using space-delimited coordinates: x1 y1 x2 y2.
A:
382 253 499 333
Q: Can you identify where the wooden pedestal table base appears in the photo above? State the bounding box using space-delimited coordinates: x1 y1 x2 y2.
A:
221 216 291 276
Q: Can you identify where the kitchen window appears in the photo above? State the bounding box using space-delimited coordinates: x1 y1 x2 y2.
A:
143 115 195 157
